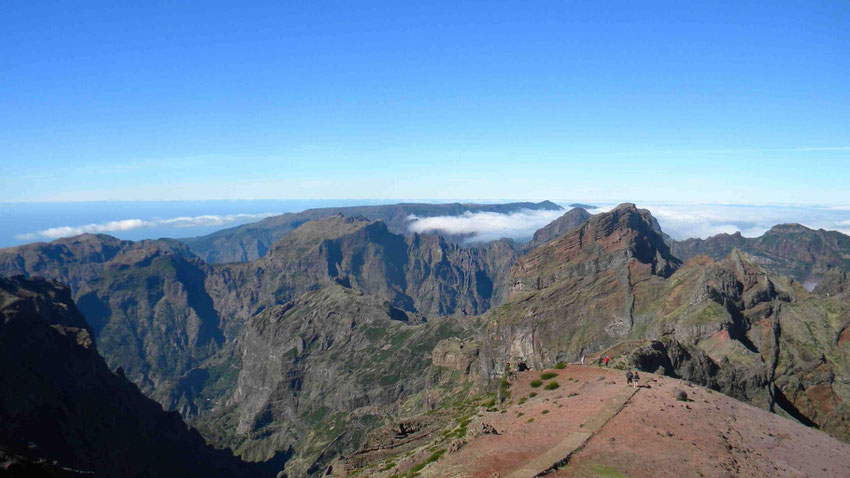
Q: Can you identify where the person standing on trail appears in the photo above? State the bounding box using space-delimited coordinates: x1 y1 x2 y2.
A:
604 356 610 367
581 355 585 366
625 369 633 386
632 370 640 388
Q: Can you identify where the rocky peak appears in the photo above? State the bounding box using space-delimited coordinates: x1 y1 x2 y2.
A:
525 207 591 250
766 223 813 234
510 203 680 294
813 267 850 296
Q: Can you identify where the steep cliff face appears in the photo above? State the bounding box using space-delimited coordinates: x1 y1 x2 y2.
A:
209 215 519 326
0 217 513 417
510 203 680 295
193 284 473 477
480 204 681 375
671 223 850 287
0 235 224 402
524 207 591 250
181 201 562 264
473 204 850 441
0 276 261 477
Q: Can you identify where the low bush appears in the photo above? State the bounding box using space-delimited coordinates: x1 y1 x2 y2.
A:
544 381 560 390
530 379 543 388
540 372 558 380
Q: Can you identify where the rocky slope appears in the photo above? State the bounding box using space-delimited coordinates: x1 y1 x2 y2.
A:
209 215 520 326
0 276 263 477
0 217 515 413
189 284 476 477
4 201 850 476
0 234 224 403
523 207 591 250
330 366 850 477
671 223 850 288
181 201 562 263
472 204 850 442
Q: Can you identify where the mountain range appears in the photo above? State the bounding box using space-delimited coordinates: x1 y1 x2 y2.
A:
2 201 850 477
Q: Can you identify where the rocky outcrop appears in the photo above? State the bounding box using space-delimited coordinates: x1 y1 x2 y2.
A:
524 207 591 250
0 217 514 416
510 203 680 295
192 284 473 477
473 204 850 441
813 267 850 296
432 338 480 375
0 235 224 403
209 216 520 324
0 276 262 477
181 201 562 264
671 223 850 287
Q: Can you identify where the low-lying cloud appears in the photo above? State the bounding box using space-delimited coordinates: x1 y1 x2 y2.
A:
408 203 850 244
587 203 850 239
15 213 279 241
407 209 566 243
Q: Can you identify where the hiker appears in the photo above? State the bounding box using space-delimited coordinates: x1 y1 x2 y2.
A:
604 356 610 367
625 369 633 386
632 370 640 388
580 355 585 366
597 356 603 367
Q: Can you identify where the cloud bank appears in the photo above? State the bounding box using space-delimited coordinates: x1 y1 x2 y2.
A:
15 213 279 241
407 203 850 244
586 203 850 239
407 209 565 243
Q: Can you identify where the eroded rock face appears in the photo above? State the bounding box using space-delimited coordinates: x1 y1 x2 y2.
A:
813 267 850 296
473 204 850 442
194 284 473 476
0 276 261 477
671 223 850 287
510 203 680 296
432 338 480 375
478 204 681 378
209 216 519 327
181 201 562 264
0 235 225 404
524 207 591 250
0 216 513 416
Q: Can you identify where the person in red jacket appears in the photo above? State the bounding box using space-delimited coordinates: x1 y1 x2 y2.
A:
604 356 610 367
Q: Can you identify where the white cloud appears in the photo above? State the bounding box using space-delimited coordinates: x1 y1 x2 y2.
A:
15 213 278 241
407 209 566 243
626 203 850 240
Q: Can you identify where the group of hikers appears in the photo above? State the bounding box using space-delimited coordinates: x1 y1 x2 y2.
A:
578 353 640 387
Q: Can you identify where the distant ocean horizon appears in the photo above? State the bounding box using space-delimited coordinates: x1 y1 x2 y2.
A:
2 199 849 249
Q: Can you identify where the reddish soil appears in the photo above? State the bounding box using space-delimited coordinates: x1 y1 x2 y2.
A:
423 366 850 478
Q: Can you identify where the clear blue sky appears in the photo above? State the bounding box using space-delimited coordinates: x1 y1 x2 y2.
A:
2 1 849 204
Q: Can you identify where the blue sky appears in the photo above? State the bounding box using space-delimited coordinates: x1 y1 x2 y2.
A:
2 1 849 204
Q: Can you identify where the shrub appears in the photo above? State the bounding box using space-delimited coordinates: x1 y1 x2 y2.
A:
541 409 550 415
530 379 543 388
529 392 537 398
540 372 558 380
544 381 560 390
407 448 446 475
554 362 567 369
518 397 527 405
527 418 535 423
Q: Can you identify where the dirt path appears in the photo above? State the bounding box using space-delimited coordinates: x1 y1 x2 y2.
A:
505 386 639 478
